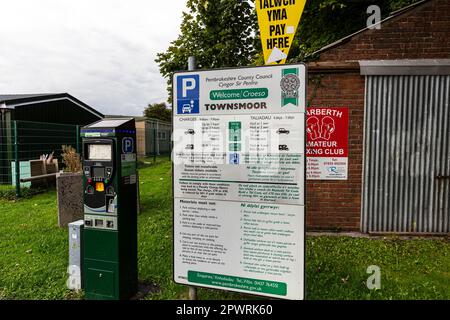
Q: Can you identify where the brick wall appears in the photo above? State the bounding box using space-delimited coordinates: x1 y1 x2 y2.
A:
306 72 365 231
305 0 450 231
319 0 450 61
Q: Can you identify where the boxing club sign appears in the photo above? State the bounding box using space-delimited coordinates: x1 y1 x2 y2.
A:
306 107 349 180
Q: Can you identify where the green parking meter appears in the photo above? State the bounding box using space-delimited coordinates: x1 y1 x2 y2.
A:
80 118 137 300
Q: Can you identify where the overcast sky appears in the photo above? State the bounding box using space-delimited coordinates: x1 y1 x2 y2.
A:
0 0 187 116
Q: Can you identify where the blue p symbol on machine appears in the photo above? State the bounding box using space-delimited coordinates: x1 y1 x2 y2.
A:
177 74 200 114
229 153 240 165
122 137 134 153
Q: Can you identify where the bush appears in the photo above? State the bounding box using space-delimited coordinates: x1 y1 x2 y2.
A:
61 145 82 173
0 186 47 200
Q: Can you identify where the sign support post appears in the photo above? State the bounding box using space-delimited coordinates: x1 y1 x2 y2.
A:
187 55 198 301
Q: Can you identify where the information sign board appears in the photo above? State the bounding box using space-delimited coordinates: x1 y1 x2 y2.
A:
173 64 306 300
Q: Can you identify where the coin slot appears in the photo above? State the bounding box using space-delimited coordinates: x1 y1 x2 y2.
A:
95 219 104 227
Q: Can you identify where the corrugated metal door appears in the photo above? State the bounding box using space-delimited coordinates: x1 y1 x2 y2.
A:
362 75 450 233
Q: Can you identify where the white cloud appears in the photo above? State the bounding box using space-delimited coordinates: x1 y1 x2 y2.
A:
0 0 187 116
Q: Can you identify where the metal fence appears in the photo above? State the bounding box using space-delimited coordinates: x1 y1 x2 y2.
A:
0 120 172 197
135 126 171 156
0 120 80 197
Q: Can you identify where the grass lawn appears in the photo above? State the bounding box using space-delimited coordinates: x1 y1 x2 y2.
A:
0 156 449 300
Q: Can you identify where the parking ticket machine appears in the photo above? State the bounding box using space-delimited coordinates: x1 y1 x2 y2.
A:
80 118 137 300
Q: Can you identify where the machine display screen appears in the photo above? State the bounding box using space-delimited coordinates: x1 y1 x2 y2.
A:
88 144 111 160
92 167 105 177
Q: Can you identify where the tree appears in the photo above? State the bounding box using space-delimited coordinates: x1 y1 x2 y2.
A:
156 0 258 102
286 0 422 62
143 103 172 122
157 0 421 98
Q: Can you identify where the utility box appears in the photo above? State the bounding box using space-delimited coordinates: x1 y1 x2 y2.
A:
80 118 138 300
68 220 84 290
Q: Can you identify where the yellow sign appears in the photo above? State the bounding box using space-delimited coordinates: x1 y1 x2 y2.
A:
256 0 307 65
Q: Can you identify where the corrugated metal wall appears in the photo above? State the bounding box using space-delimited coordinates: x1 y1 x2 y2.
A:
362 75 450 233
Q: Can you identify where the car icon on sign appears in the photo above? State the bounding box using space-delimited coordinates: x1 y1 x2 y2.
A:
182 104 193 114
276 128 290 134
278 144 289 151
185 144 194 150
185 129 195 135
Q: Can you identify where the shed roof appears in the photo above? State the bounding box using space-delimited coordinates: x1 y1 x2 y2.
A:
0 93 104 118
0 94 55 102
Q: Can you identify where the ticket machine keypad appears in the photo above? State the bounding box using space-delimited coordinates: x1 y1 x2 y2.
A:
83 140 116 230
84 166 114 192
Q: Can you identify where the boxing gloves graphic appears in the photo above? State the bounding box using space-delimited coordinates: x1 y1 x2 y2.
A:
306 116 335 140
321 116 335 140
306 117 321 140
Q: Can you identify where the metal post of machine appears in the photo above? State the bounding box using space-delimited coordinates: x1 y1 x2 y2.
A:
80 118 138 300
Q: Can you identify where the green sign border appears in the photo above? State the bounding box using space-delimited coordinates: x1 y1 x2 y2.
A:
188 270 287 296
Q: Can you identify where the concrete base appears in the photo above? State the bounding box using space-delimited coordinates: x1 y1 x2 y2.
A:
306 231 449 239
56 172 83 227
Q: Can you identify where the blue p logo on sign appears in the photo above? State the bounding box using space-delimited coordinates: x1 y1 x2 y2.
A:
177 74 199 114
122 137 134 153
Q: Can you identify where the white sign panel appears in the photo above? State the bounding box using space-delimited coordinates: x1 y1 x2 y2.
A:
173 64 306 300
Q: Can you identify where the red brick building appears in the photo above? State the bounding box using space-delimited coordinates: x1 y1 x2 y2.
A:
306 0 450 233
